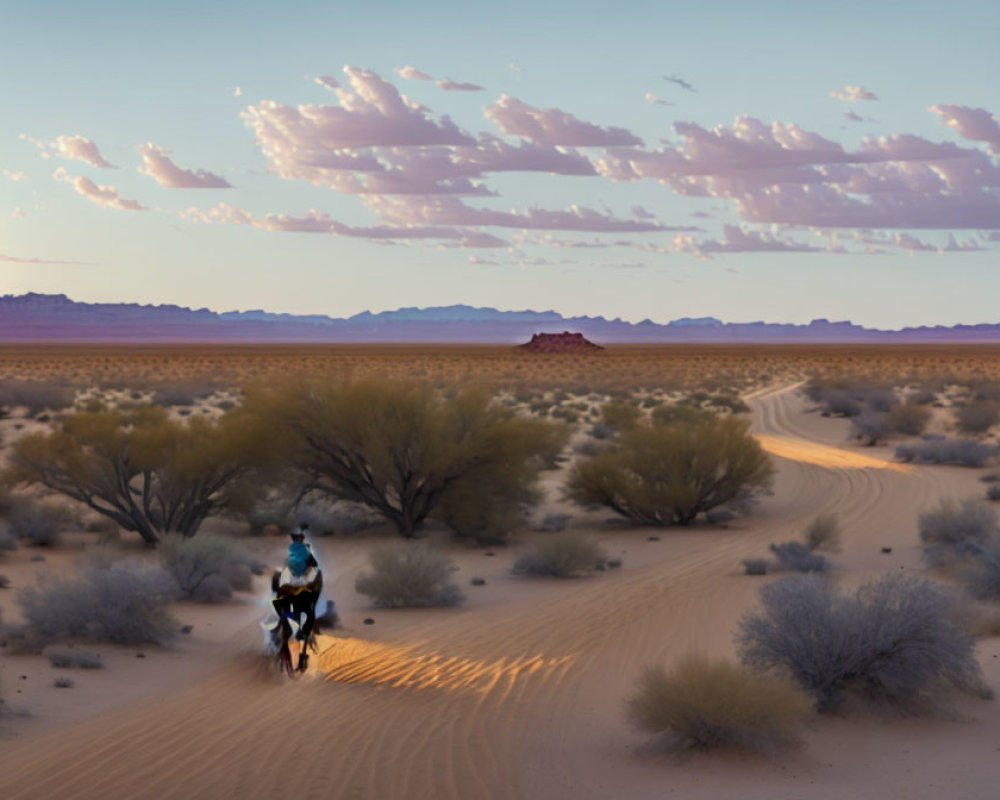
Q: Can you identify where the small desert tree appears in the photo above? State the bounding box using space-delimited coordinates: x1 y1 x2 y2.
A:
567 415 774 525
249 380 568 539
5 405 268 544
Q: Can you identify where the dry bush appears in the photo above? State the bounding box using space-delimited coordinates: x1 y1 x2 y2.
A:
512 531 607 577
768 541 828 573
354 541 463 608
7 497 66 547
18 562 178 645
896 438 997 467
738 574 990 711
886 402 932 436
956 400 1000 435
625 656 811 751
158 533 256 603
0 379 76 416
851 410 891 446
599 401 641 432
568 415 773 526
6 405 270 543
742 558 770 575
804 513 841 552
919 499 996 567
250 379 567 540
45 648 104 669
964 540 1000 601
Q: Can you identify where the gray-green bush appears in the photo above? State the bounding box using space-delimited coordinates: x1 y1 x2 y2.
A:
512 531 607 577
919 499 997 567
355 541 463 608
738 573 990 711
19 562 178 645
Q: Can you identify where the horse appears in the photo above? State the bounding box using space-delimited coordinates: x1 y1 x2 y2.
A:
269 565 323 675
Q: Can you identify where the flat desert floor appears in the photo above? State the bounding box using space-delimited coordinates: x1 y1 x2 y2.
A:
2 351 1000 799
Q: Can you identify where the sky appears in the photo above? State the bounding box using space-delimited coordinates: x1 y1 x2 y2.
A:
2 0 999 329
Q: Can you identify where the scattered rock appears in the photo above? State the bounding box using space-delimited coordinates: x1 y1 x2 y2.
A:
881 547 892 554
484 551 496 557
180 624 194 635
647 536 660 542
30 555 45 563
470 577 486 586
607 559 622 569
135 652 146 659
363 618 375 625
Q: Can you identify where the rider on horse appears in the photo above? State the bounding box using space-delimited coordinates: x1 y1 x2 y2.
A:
268 524 324 673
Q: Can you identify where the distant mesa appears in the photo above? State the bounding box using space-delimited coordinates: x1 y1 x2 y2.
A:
517 331 604 353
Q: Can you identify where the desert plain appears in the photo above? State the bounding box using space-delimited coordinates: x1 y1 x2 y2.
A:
2 344 1000 800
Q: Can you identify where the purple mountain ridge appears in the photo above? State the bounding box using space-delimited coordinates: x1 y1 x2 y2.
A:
3 293 1000 344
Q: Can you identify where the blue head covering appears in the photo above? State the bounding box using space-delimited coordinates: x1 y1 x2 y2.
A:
288 541 311 577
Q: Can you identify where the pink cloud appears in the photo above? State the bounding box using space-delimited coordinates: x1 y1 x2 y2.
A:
137 143 231 188
437 79 484 92
673 224 825 258
178 202 509 248
3 169 26 181
362 195 688 233
484 95 642 147
23 134 115 168
313 75 341 90
53 167 146 211
829 85 878 102
243 66 474 154
597 114 1000 230
396 66 432 81
929 104 1000 154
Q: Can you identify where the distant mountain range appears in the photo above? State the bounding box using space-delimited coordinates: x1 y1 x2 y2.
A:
3 293 1000 344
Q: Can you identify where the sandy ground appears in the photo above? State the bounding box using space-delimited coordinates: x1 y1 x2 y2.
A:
2 385 1000 799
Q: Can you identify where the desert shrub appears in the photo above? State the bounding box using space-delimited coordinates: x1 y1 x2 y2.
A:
0 379 75 416
956 400 1000 435
512 531 607 577
804 513 841 552
19 562 178 645
886 402 932 436
6 404 270 543
158 533 255 602
919 499 997 567
650 404 713 426
988 486 1000 502
589 423 615 440
821 390 863 417
964 540 1000 601
896 438 997 467
738 573 989 711
742 559 770 575
707 393 750 414
249 381 566 540
768 541 828 573
600 401 641 432
354 542 463 608
568 415 773 526
851 411 891 446
625 656 811 751
7 498 65 547
45 648 103 669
